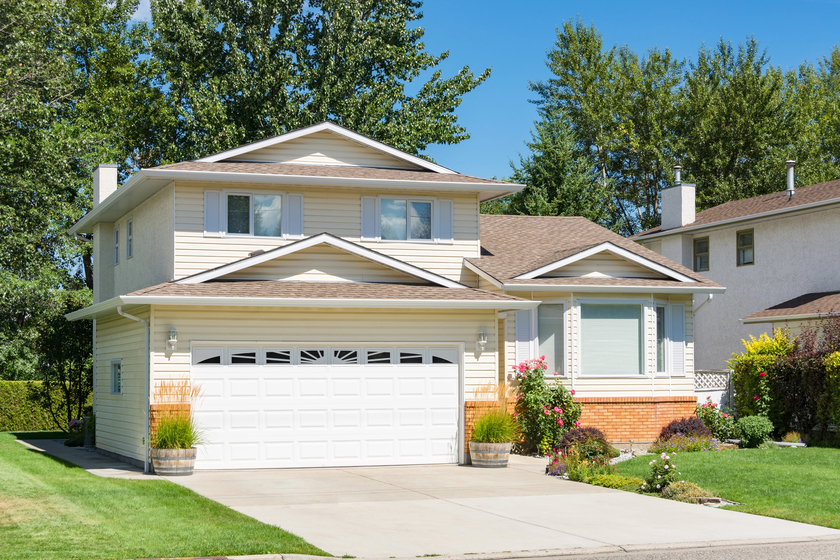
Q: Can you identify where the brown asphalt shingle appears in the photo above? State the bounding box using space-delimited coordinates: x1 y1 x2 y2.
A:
467 215 720 288
128 281 528 302
153 161 515 186
743 291 840 321
636 179 840 238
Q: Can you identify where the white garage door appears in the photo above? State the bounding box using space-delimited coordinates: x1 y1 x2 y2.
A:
190 345 460 469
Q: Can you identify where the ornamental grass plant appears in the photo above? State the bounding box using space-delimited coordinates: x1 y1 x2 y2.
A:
150 380 204 450
471 409 518 443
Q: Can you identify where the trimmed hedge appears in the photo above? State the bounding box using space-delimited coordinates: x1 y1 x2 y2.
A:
0 381 64 432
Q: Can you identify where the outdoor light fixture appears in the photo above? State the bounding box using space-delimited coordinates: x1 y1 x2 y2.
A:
167 327 178 351
477 327 488 352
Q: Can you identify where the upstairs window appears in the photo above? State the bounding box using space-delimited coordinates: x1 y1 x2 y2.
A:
126 217 133 259
113 227 120 264
381 199 432 240
693 238 709 272
204 190 303 238
737 230 754 266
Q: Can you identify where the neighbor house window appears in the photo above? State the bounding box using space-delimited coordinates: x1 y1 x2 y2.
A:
537 304 564 375
737 229 754 266
580 303 643 376
110 361 122 394
693 238 709 272
113 227 120 264
226 193 282 237
380 199 432 240
126 217 133 259
656 306 666 373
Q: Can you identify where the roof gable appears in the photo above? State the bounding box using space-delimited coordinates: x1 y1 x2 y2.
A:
196 122 454 174
532 248 669 280
177 233 466 289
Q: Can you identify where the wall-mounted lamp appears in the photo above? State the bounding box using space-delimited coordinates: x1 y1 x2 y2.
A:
167 327 178 351
477 327 488 352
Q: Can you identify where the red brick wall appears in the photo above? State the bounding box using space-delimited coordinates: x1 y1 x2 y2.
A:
464 400 516 454
576 396 698 443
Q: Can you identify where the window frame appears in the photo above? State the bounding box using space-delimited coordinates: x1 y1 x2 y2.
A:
113 226 120 265
736 229 754 267
126 217 133 259
578 299 648 378
110 360 122 394
693 237 709 272
219 189 288 239
655 304 668 375
535 301 567 377
377 195 437 243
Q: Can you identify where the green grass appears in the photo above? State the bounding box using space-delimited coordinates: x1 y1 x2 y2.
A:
0 432 328 560
616 447 840 528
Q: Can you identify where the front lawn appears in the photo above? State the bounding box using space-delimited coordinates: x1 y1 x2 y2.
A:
617 447 840 529
0 432 327 560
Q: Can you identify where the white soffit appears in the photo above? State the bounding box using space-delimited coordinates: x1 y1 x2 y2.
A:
196 122 456 174
514 242 697 283
177 233 466 289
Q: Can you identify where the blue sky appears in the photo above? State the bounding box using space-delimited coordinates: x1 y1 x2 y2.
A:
134 0 840 179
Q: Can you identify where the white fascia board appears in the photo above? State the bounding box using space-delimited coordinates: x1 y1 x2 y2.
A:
462 259 504 289
120 295 540 310
178 233 466 289
636 197 840 241
68 174 166 235
64 296 134 321
742 312 828 324
501 283 726 294
196 122 457 174
514 242 697 284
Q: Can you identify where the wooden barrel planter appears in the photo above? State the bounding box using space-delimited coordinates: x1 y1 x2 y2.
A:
469 442 511 468
150 448 197 476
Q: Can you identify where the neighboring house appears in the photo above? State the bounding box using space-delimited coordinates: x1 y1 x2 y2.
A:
635 165 840 370
67 122 722 472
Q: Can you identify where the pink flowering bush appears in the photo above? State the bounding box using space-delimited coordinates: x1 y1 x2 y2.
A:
695 396 737 441
641 452 680 493
514 358 581 454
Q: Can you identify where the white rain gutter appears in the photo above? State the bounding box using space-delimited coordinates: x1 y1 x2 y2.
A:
117 306 150 474
500 284 726 294
692 294 714 316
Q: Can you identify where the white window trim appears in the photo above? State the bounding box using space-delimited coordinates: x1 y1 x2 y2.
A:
576 298 651 378
113 226 119 265
655 303 669 376
210 189 298 239
374 196 443 244
110 359 122 394
126 217 133 259
534 300 569 378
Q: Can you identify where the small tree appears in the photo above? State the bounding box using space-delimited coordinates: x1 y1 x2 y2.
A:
29 290 93 432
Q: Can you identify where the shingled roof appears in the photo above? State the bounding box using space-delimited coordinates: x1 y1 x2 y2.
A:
636 179 840 238
743 291 840 323
466 215 721 290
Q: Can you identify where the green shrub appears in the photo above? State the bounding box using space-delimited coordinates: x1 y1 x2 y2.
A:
737 415 774 448
587 474 643 491
558 427 619 461
728 329 794 418
513 358 581 454
547 446 616 481
471 409 518 443
0 381 64 431
660 481 714 503
696 396 738 441
658 417 711 441
650 435 719 453
151 414 204 449
782 431 803 444
641 452 680 493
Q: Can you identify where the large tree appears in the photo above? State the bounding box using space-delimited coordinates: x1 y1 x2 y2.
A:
144 0 490 164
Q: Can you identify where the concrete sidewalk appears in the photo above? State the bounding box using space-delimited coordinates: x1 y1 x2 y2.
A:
22 441 840 559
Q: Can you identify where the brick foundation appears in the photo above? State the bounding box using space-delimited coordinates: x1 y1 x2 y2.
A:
575 396 698 443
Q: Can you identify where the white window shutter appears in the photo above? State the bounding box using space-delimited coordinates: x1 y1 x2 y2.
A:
204 191 221 236
286 193 304 237
435 199 454 242
361 196 377 240
515 309 533 365
670 304 686 376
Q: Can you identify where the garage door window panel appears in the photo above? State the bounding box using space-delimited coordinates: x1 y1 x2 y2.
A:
430 348 458 365
264 348 292 365
398 349 425 364
193 347 223 365
230 348 258 364
365 349 393 364
332 349 360 365
299 349 327 365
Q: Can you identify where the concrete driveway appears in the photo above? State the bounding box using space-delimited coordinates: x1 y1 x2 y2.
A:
167 456 840 558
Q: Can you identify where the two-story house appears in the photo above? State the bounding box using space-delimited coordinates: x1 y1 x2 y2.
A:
635 164 840 370
67 123 721 472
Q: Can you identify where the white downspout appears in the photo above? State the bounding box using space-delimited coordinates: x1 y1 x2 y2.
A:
693 294 714 316
117 306 150 473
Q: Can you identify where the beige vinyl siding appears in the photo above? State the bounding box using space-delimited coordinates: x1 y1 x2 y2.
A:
104 184 175 301
506 291 694 397
220 244 426 283
222 131 424 170
94 311 148 461
542 251 667 279
150 306 498 398
173 183 480 285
